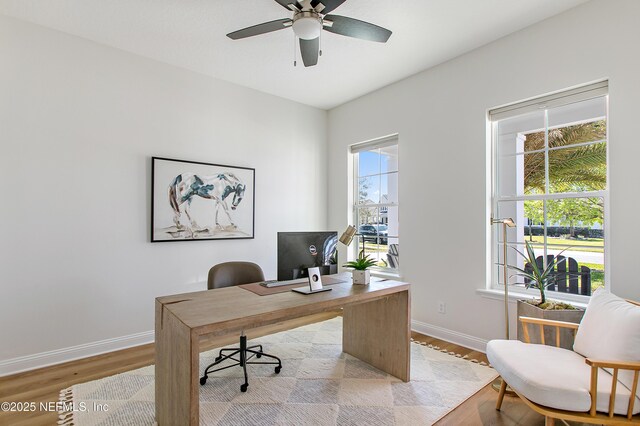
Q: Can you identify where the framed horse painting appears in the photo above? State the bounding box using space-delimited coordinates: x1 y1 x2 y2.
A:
151 157 255 242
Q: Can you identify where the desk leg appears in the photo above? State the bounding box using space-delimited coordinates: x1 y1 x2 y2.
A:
342 290 411 381
155 301 199 425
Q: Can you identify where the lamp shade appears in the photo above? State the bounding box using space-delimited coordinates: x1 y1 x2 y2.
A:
339 225 357 246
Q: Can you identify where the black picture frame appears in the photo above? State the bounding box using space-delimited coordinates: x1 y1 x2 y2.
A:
151 156 255 242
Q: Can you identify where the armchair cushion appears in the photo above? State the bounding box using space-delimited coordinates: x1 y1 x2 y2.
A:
573 288 640 399
487 340 640 415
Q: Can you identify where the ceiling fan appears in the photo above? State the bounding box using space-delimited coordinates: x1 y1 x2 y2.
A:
226 0 392 67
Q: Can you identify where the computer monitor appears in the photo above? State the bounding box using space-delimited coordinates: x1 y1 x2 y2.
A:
277 231 338 281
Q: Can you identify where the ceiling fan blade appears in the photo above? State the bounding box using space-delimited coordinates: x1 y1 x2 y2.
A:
227 18 292 40
323 15 392 42
299 37 319 67
311 0 346 14
273 0 300 11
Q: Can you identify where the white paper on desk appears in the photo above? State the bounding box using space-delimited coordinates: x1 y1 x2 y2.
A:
307 267 323 291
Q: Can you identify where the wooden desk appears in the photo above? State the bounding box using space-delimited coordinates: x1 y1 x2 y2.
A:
155 275 411 426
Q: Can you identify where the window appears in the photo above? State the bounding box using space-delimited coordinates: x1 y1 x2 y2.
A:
351 136 399 270
490 82 608 299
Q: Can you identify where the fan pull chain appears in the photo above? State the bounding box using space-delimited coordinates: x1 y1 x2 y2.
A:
293 34 297 67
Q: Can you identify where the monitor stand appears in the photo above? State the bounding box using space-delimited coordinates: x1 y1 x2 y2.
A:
291 287 332 295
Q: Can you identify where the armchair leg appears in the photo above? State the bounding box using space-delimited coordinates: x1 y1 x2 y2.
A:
545 416 555 426
496 378 508 410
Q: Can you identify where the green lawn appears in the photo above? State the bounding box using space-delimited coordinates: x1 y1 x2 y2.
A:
524 235 604 253
362 242 388 253
360 242 390 268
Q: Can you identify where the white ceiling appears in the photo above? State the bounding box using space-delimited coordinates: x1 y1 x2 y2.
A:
0 0 587 109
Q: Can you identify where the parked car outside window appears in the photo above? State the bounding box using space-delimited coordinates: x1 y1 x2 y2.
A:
358 224 388 244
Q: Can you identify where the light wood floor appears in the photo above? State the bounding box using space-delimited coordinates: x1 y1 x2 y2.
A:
410 332 587 426
1 316 589 426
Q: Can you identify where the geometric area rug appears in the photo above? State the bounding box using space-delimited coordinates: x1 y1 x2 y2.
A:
58 317 497 425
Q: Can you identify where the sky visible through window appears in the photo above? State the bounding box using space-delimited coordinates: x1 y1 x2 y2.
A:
359 151 390 203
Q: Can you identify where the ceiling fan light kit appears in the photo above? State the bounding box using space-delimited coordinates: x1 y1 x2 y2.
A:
226 0 392 67
292 11 322 40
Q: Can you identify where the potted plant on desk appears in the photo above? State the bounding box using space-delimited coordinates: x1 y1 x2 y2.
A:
343 254 377 285
505 241 585 349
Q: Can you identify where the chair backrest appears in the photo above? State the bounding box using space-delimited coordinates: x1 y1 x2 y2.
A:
387 244 399 269
524 255 591 295
208 261 265 289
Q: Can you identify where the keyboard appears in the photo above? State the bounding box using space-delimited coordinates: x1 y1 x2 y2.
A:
260 278 308 288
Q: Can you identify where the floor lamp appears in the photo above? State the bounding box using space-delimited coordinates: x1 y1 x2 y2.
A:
490 217 516 393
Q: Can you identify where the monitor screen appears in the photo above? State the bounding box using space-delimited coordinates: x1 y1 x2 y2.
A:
277 232 338 281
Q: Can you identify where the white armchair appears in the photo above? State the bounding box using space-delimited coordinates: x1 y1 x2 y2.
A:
487 289 640 425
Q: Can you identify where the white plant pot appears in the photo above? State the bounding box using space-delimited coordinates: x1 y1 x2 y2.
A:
352 269 370 285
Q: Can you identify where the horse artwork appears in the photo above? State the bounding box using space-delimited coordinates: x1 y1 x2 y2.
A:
151 157 255 242
168 172 245 234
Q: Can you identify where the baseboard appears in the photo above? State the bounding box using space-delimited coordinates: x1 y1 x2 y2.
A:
0 330 154 377
1 320 484 377
411 320 489 353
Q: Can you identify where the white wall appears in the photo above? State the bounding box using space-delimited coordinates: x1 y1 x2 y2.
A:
327 0 640 348
0 15 328 372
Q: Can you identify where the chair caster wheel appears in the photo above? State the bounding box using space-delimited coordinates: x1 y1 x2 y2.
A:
256 353 262 358
240 384 248 392
200 376 207 386
275 366 281 374
215 356 222 362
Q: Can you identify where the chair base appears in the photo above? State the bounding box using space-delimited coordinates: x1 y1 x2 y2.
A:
199 335 282 392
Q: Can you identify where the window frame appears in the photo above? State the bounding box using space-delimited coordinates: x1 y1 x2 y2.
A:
350 135 399 273
489 84 609 303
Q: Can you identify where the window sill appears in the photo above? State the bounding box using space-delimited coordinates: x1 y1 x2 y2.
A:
476 288 588 309
371 269 402 281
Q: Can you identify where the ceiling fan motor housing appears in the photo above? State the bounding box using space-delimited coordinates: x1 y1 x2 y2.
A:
292 11 322 40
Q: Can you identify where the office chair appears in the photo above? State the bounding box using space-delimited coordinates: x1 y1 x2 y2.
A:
199 261 282 392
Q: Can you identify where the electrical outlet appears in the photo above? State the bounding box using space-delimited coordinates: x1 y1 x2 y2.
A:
438 301 446 314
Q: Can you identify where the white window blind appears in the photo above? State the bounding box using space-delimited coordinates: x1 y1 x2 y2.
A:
489 81 608 121
350 135 398 154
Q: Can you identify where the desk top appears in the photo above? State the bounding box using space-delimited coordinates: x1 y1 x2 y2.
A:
156 273 410 336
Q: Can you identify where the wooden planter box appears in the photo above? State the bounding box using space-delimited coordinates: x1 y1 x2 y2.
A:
517 300 585 350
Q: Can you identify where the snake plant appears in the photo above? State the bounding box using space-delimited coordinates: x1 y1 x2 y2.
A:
505 240 570 305
343 254 377 271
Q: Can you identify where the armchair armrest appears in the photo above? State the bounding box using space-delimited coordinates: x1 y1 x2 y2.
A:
519 316 581 329
518 316 580 346
585 357 640 419
585 358 640 371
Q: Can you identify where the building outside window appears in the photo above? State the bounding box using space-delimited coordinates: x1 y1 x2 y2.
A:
490 82 608 299
351 136 399 270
